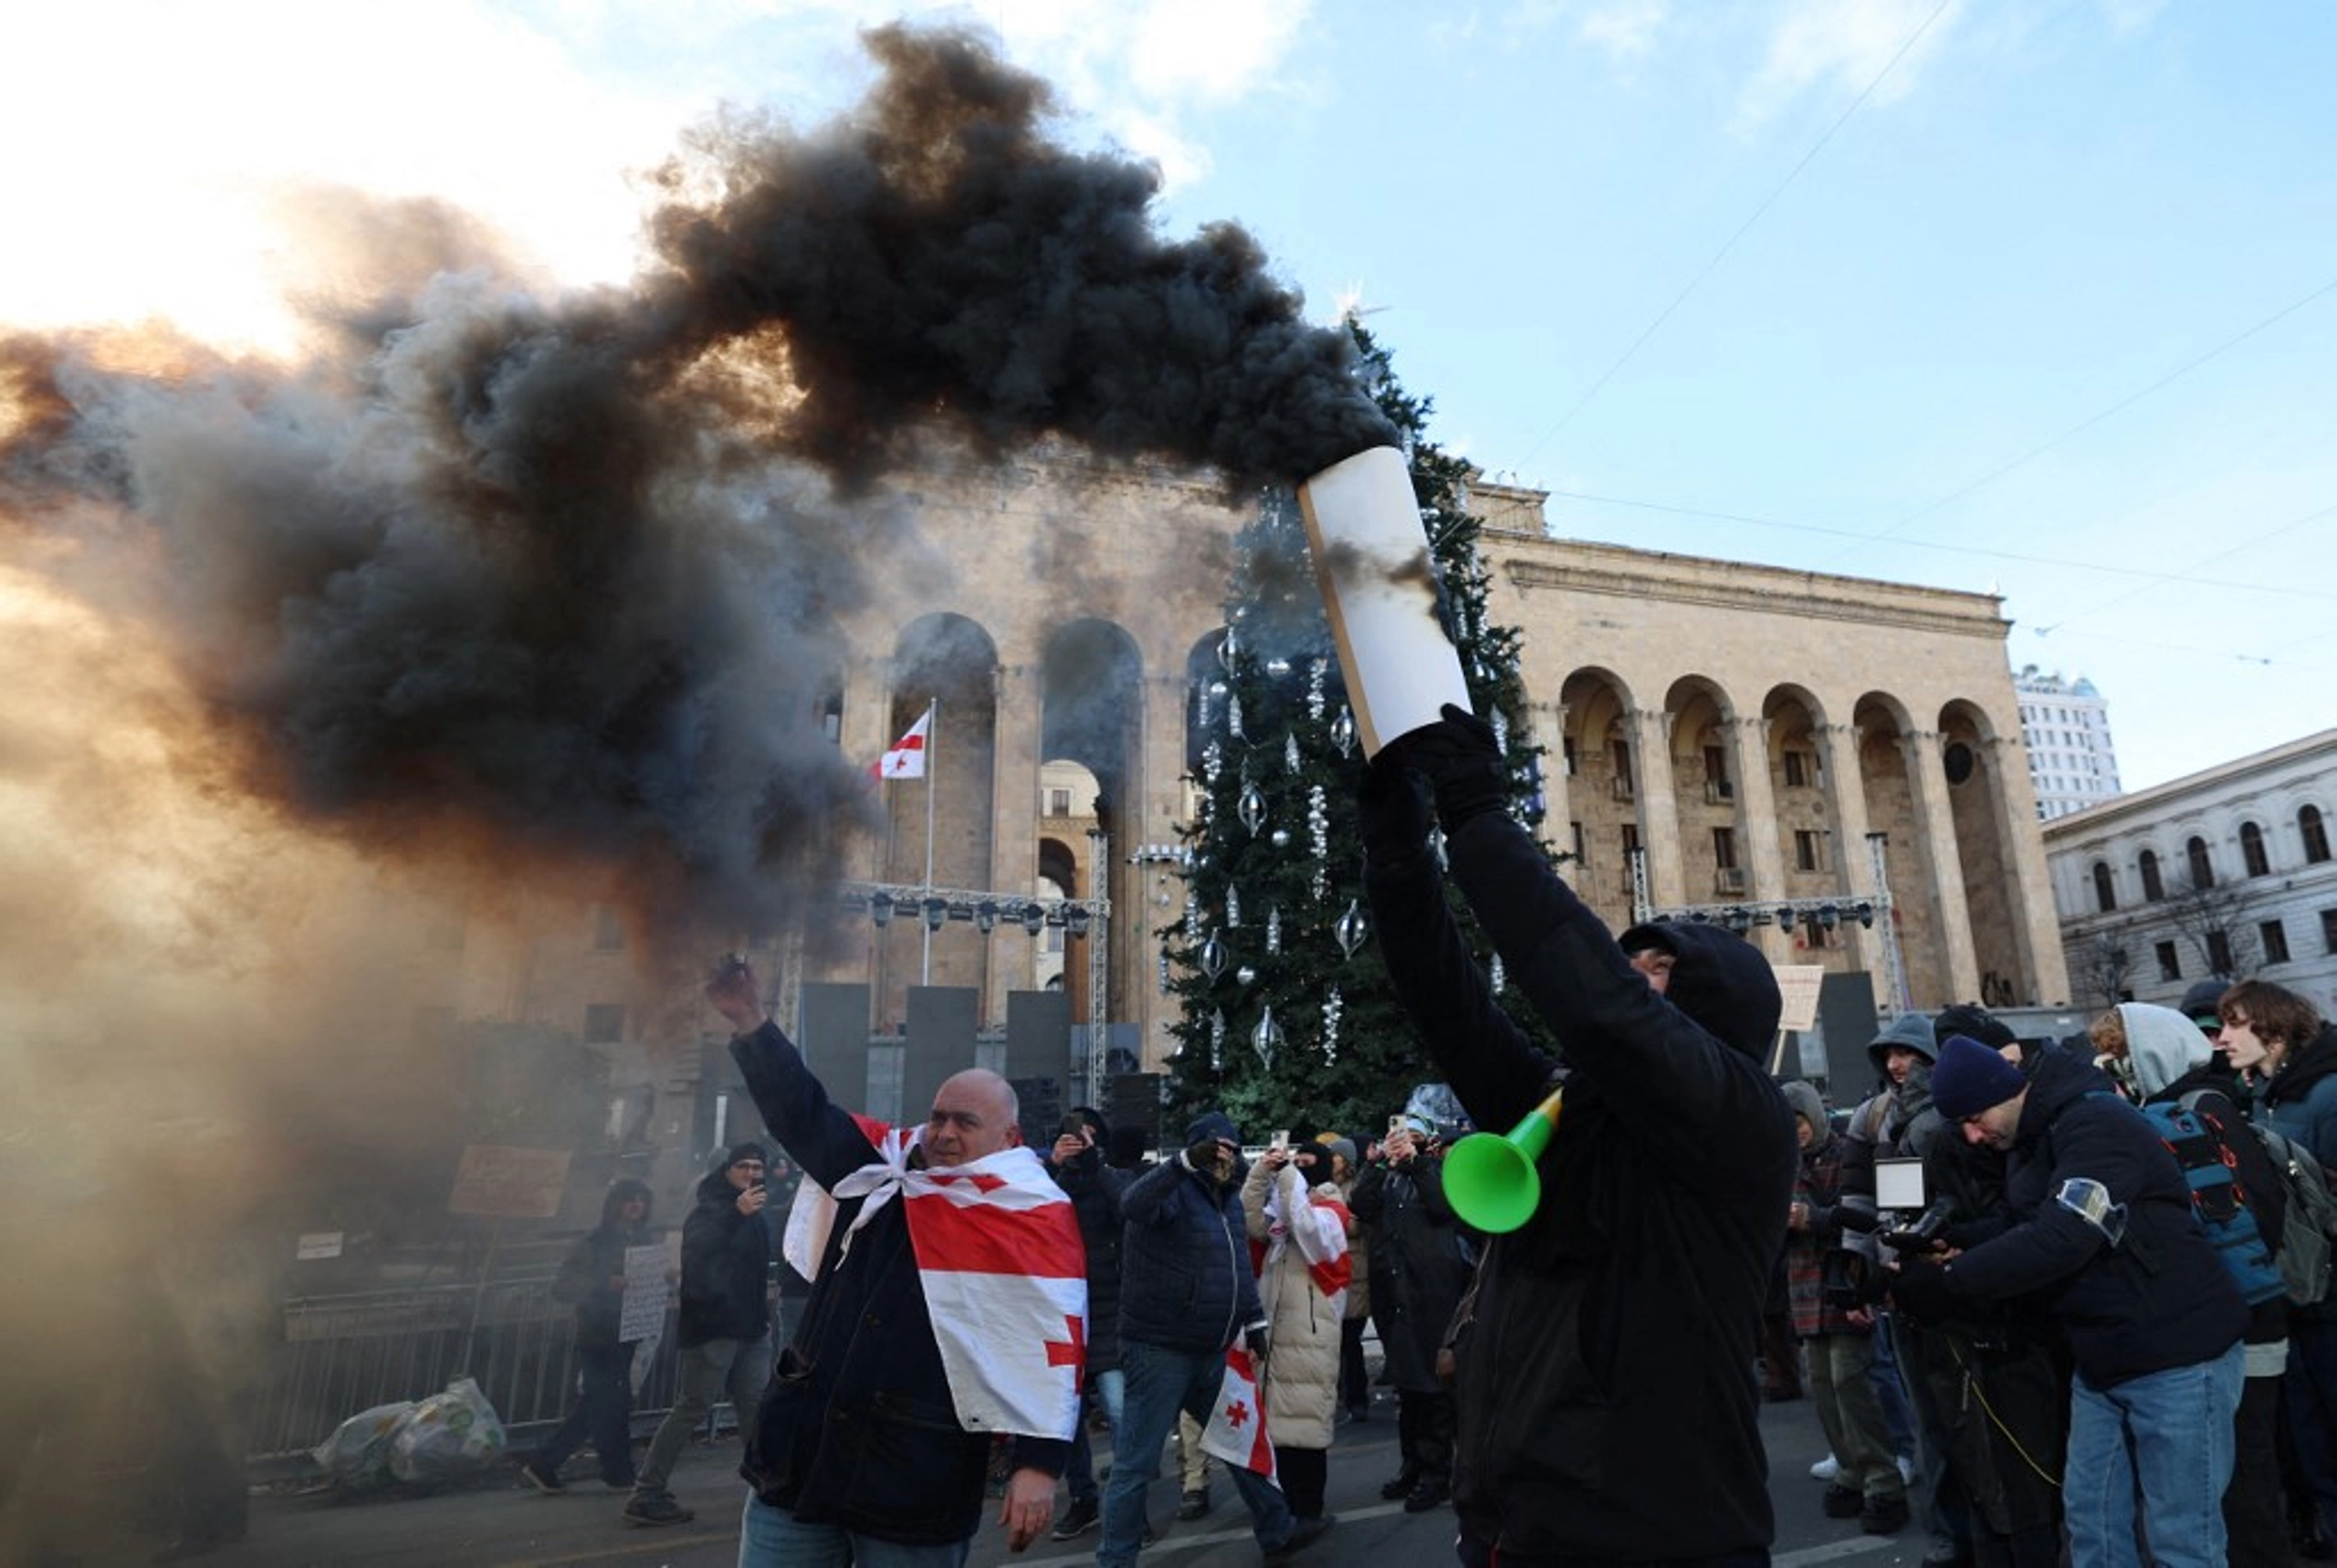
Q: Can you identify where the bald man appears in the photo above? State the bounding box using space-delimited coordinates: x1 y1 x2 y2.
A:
708 965 1070 1565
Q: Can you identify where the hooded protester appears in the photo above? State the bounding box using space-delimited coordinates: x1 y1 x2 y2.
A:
2220 978 2337 1557
2095 1001 2291 1568
1360 707 1797 1567
1352 1106 1474 1514
1779 1081 1909 1534
623 1142 779 1525
524 1179 658 1494
1892 1034 2248 1568
1042 1105 1130 1542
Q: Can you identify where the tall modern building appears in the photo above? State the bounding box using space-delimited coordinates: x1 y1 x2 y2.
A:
2016 665 2122 820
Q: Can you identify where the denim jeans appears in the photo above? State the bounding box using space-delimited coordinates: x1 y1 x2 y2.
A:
1060 1367 1127 1502
1100 1341 1293 1568
738 1494 969 1568
535 1340 637 1484
635 1333 774 1496
2063 1341 2243 1568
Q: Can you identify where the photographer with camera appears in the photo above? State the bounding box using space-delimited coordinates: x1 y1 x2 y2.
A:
1891 1033 2248 1568
1781 1082 1909 1535
621 1142 779 1527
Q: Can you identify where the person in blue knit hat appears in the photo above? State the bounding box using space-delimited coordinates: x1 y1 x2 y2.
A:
1893 1034 2248 1568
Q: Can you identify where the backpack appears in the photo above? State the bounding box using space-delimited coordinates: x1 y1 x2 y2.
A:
2249 1118 2337 1307
2134 1096 2285 1306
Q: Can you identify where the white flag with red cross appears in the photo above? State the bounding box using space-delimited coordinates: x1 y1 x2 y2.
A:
782 1116 1087 1442
1200 1345 1277 1480
871 708 932 779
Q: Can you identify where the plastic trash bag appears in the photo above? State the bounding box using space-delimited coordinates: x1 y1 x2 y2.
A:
310 1400 415 1490
387 1376 508 1482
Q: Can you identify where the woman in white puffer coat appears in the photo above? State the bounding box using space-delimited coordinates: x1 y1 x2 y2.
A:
1242 1143 1355 1527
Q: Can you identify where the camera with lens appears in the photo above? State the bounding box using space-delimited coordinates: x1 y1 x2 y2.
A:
1877 1197 1958 1255
1820 1248 1877 1311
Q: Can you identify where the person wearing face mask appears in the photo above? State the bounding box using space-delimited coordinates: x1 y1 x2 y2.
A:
2221 979 2337 1558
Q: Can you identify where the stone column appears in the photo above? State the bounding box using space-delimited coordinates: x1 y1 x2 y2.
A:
1905 730 1982 1003
1818 722 1880 982
1728 716 1788 960
1630 707 1683 910
1986 735 2072 1006
984 656 1045 1026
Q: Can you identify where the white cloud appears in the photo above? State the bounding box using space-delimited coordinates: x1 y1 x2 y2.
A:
1578 0 1669 57
1735 0 1962 131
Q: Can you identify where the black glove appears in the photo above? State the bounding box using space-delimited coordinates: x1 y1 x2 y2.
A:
1183 1139 1230 1180
1399 705 1508 831
1889 1258 1958 1321
1242 1322 1272 1363
1357 751 1432 861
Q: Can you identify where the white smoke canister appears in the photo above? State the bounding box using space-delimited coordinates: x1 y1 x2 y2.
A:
1295 444 1472 758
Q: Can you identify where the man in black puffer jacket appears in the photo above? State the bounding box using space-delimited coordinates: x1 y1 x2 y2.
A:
1361 707 1797 1568
622 1141 778 1526
1892 1034 2248 1568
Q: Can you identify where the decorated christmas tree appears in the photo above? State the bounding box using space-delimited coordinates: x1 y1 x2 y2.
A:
1160 329 1555 1137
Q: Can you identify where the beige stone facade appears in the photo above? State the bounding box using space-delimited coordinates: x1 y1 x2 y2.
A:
426 455 2070 1068
784 460 2071 1065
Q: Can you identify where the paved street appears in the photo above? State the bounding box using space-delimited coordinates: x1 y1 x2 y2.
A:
98 1391 1941 1568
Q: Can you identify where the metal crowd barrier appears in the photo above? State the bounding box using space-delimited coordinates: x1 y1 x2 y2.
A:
250 1274 698 1468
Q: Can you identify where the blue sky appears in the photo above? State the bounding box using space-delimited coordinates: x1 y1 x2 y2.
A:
8 0 2332 793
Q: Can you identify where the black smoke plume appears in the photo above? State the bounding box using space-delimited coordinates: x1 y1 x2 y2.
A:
1 23 1392 942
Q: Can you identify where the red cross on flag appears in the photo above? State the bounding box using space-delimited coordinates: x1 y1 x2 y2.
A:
1200 1345 1277 1480
782 1118 1088 1442
871 708 932 779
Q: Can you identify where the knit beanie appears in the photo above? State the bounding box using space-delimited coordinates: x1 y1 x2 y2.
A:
725 1141 770 1169
1932 1003 2017 1051
1929 1034 2028 1120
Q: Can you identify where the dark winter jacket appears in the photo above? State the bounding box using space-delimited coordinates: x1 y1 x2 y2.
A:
1941 1045 2248 1388
1045 1133 1130 1375
1350 1148 1474 1391
1780 1082 1866 1340
552 1180 656 1348
1117 1112 1266 1355
728 1019 1065 1546
677 1158 775 1349
1366 806 1797 1562
2256 1022 2337 1323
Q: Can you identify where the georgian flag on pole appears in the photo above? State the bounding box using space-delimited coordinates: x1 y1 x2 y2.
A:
1200 1346 1277 1480
782 1117 1088 1441
871 708 932 779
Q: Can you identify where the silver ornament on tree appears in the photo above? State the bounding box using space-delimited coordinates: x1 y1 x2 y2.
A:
1228 692 1245 740
1322 985 1343 1063
1199 934 1228 980
1236 965 1257 987
1266 906 1282 955
1270 829 1290 848
1329 707 1357 758
1210 1008 1226 1070
1202 740 1223 785
1336 900 1368 959
1226 885 1242 927
1491 953 1506 993
1284 732 1301 774
1158 949 1171 994
1252 1006 1283 1070
1265 656 1291 677
1491 707 1510 753
1219 625 1240 673
1307 659 1327 721
1237 781 1267 835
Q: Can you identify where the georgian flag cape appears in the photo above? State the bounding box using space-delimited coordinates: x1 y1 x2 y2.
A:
1255 1166 1354 1306
783 1114 1087 1441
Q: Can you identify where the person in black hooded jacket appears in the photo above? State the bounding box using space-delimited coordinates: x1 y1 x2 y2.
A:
622 1141 778 1525
524 1178 657 1493
1360 706 1797 1568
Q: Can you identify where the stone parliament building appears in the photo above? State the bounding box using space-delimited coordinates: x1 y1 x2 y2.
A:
788 456 2070 1071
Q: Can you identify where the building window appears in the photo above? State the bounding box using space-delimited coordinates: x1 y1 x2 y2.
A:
2263 920 2291 966
2321 908 2337 956
2140 850 2164 903
2186 836 2216 890
2206 929 2234 976
1804 921 1829 949
1047 788 1072 817
2091 862 2117 914
1571 821 1588 866
1703 746 1734 801
583 1003 626 1041
2154 942 2181 982
1712 827 1738 870
2305 806 2332 865
1794 830 1822 872
1610 739 1634 798
1563 737 1579 777
2241 821 2270 878
1783 750 1811 789
592 904 626 951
